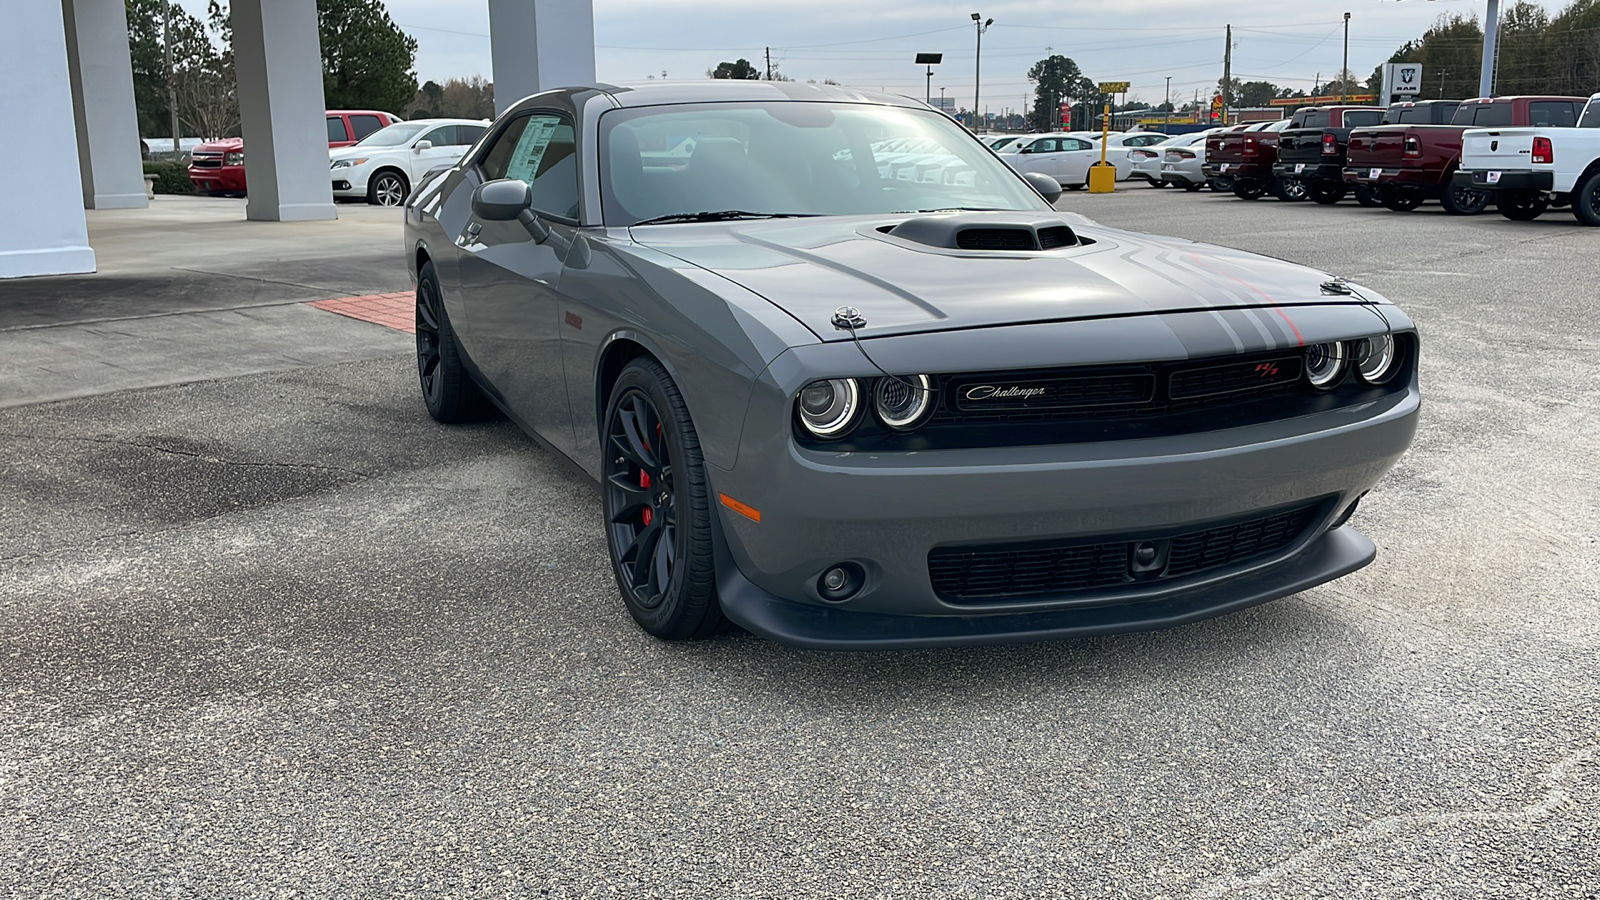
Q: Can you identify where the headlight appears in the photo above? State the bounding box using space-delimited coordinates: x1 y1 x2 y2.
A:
1304 342 1346 389
330 158 368 169
796 379 860 439
1354 334 1398 384
873 375 933 430
223 151 244 166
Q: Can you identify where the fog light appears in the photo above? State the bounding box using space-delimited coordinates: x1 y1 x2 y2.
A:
817 562 865 602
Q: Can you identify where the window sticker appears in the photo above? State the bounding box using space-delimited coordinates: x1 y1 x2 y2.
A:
506 118 559 183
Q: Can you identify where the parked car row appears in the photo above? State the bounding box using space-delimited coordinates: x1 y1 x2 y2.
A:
1083 92 1600 226
185 110 489 207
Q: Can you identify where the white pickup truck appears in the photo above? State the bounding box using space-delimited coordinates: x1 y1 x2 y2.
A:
1452 92 1600 223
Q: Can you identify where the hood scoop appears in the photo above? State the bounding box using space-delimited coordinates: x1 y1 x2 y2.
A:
884 213 1081 252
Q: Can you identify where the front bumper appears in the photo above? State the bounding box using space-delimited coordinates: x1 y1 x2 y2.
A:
331 167 372 197
1452 169 1554 193
1274 161 1341 184
709 313 1420 649
188 165 246 193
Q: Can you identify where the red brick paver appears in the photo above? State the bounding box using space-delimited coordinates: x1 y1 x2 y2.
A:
307 292 415 334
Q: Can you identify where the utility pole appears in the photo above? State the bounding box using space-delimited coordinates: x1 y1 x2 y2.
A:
1222 24 1232 126
1341 12 1351 103
765 47 772 81
971 13 992 131
165 1 179 156
1480 0 1501 97
1164 76 1172 132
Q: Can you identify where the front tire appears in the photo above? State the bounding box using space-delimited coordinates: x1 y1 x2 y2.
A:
1439 179 1490 216
368 170 409 207
602 358 724 641
1571 170 1600 226
1307 183 1346 205
1353 183 1383 208
415 261 494 423
1272 178 1308 202
1380 186 1424 212
1497 190 1548 221
1232 181 1266 201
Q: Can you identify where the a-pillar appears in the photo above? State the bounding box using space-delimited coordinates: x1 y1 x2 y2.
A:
0 1 95 277
488 0 597 115
63 0 149 210
231 0 336 221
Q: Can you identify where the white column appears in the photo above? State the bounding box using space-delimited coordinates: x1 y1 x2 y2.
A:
0 1 95 278
488 0 596 115
231 0 335 221
62 0 149 210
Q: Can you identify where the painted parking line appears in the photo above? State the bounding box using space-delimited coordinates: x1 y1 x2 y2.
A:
306 292 415 333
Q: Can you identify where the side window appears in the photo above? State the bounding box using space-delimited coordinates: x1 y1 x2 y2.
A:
1528 101 1577 128
486 113 580 220
1069 139 1093 151
350 114 385 140
1028 138 1057 152
457 124 487 146
326 116 348 143
1472 104 1514 126
420 125 456 147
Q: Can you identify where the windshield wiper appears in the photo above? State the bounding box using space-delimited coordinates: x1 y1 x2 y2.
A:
630 210 819 226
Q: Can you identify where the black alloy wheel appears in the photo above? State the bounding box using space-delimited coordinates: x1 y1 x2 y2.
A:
368 171 409 206
602 358 723 640
1232 181 1266 201
1273 178 1309 202
415 261 493 423
1307 183 1346 205
1497 190 1549 221
1380 186 1425 212
1353 183 1384 208
1571 170 1600 226
1439 181 1491 216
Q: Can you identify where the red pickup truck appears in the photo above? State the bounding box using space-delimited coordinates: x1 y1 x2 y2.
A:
1344 96 1588 215
1201 120 1310 201
187 110 401 195
1271 106 1388 206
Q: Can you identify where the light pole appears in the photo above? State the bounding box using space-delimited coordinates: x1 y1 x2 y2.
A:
1341 12 1351 103
971 13 993 131
1164 76 1172 133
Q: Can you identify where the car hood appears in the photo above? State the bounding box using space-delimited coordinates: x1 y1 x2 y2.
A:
329 145 379 161
194 137 243 153
633 212 1373 341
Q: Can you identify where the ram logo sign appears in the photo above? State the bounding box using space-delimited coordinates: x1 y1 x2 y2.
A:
1386 63 1423 97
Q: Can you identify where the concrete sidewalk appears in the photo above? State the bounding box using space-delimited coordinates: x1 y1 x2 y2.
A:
0 195 412 407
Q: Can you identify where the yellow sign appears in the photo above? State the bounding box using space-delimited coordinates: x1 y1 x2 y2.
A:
1099 81 1130 93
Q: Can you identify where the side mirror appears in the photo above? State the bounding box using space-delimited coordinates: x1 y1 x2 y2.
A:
472 178 531 221
1023 172 1062 204
1018 146 1033 154
413 140 433 152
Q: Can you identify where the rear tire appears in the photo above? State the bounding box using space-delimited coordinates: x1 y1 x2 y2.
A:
1571 170 1600 226
415 261 495 423
1379 186 1424 212
602 358 725 641
1497 190 1548 221
1353 184 1383 208
1307 183 1346 205
1439 180 1491 216
1272 178 1308 202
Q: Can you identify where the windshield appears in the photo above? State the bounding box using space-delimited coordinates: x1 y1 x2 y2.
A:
356 122 431 147
599 102 1049 226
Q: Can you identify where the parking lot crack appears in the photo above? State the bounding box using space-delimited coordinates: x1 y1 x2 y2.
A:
7 434 374 480
1188 738 1600 899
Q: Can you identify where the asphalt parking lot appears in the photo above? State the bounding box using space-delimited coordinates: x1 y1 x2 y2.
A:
2 188 1597 898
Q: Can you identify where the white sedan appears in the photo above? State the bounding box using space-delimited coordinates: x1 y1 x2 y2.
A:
997 134 1107 190
329 118 490 206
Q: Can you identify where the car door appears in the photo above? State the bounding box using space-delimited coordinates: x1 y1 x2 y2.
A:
1060 138 1098 185
410 125 465 181
453 111 583 454
1015 137 1063 179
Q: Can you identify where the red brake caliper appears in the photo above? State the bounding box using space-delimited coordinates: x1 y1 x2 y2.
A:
637 421 664 527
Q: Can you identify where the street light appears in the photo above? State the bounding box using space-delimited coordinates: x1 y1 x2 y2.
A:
971 13 993 131
1341 12 1351 103
915 53 943 107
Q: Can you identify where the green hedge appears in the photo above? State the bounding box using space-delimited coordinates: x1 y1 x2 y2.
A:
143 161 194 195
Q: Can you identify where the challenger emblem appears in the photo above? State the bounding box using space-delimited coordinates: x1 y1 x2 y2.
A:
965 385 1049 401
1255 362 1280 377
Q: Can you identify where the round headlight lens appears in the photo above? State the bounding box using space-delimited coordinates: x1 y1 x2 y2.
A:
1355 334 1398 384
1304 341 1347 389
796 379 860 438
873 375 933 430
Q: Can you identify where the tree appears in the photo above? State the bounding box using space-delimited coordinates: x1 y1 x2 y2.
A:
1236 80 1282 108
126 0 216 137
317 0 419 112
1375 14 1484 100
1026 54 1091 131
710 59 761 80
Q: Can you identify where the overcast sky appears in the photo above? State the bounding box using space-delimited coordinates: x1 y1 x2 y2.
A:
173 0 1497 112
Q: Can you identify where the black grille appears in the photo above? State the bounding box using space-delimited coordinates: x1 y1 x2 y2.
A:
956 228 1035 251
928 503 1322 602
191 158 222 168
1169 356 1302 399
1037 226 1077 250
952 373 1153 411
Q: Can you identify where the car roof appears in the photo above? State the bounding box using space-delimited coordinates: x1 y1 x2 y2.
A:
591 80 926 109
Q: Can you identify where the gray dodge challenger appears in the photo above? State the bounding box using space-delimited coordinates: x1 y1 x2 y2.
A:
403 81 1419 650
